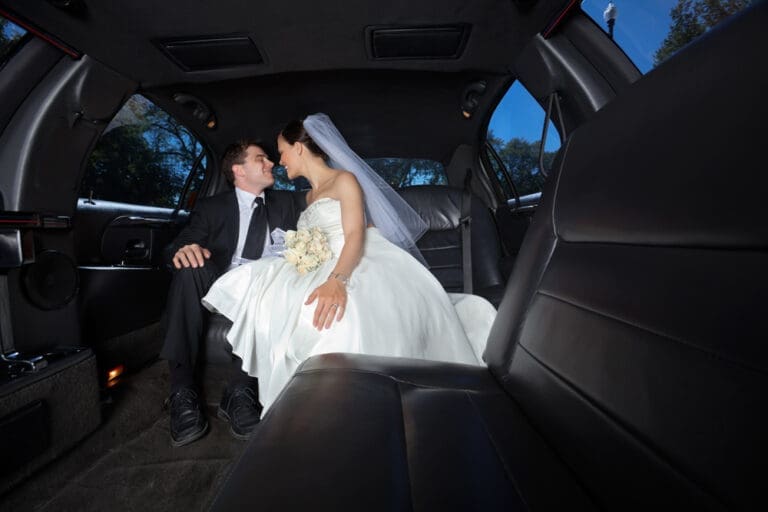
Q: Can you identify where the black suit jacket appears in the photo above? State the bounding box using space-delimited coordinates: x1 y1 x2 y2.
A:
164 188 305 272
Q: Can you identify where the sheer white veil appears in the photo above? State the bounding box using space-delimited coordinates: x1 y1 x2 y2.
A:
302 113 428 265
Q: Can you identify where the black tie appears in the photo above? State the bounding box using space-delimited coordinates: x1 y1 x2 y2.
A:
241 197 267 260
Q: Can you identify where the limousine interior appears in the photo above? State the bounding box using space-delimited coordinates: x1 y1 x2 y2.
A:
0 0 764 510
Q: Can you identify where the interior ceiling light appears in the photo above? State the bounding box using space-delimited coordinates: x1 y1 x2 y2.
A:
460 80 487 119
46 0 87 16
173 93 217 130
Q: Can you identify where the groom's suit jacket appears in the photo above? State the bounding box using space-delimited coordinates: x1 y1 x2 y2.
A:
164 188 305 273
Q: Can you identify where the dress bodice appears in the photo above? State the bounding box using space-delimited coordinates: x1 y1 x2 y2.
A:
297 198 345 247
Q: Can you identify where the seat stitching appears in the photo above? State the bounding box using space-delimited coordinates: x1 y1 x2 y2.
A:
516 342 732 509
464 391 530 509
296 366 507 393
398 382 417 512
534 289 767 376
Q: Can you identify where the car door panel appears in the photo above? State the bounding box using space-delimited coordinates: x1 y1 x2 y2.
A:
73 199 190 367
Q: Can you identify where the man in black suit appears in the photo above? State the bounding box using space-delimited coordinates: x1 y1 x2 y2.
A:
161 140 302 447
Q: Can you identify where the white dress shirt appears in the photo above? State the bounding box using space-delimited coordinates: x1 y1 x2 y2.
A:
230 187 269 269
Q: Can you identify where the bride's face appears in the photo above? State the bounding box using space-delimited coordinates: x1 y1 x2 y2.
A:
277 136 301 179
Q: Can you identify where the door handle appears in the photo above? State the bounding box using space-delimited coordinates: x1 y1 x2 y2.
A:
123 239 149 262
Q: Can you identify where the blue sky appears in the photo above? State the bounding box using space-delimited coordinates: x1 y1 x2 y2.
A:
1 17 25 39
489 1 673 147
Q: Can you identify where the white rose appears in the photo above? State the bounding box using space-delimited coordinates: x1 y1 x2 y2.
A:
309 241 324 254
302 254 319 270
284 249 300 265
293 241 307 253
285 230 297 244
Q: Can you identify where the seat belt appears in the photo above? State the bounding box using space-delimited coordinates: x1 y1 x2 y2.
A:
461 168 473 294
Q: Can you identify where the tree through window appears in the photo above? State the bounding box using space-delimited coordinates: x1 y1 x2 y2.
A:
80 95 207 209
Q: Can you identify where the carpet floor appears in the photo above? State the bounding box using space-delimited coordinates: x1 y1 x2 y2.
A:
0 360 248 512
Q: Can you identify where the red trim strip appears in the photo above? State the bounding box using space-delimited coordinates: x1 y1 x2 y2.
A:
0 219 39 224
0 6 81 59
542 0 580 38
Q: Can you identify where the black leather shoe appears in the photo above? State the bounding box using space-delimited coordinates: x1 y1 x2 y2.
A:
165 387 208 447
218 386 262 440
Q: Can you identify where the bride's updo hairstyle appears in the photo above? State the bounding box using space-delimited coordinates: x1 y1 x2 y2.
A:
281 119 328 161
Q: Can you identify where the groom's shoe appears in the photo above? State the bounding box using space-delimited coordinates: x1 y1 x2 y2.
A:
166 387 209 447
218 386 262 440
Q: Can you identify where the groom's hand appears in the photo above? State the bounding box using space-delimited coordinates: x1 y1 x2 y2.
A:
173 243 212 269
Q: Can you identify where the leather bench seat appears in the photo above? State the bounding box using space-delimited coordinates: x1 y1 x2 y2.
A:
400 185 506 307
210 353 596 511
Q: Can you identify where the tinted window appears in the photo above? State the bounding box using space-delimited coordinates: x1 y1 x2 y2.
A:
271 165 310 191
366 158 447 188
487 82 561 199
580 0 752 72
271 158 447 191
80 95 207 209
0 15 27 65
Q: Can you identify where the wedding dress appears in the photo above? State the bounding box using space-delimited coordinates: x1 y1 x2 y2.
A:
202 197 497 414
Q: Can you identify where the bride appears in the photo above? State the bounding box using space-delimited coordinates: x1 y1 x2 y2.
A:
202 113 496 415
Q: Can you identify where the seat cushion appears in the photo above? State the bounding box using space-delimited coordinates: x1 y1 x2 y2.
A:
399 185 505 304
210 353 596 511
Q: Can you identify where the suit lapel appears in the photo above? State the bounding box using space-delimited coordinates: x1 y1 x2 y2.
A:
227 190 239 255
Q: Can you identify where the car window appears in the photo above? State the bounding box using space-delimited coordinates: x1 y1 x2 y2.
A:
0 14 27 66
486 82 561 201
271 165 310 191
366 158 447 188
80 95 208 210
272 158 447 191
580 0 752 72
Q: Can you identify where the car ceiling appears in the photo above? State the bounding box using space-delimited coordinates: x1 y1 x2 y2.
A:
2 0 572 161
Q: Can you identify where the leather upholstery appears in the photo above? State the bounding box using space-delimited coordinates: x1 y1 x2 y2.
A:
211 354 596 511
400 185 505 305
484 4 767 509
212 6 766 510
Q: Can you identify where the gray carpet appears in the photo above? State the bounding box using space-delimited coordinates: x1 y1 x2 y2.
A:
1 360 248 512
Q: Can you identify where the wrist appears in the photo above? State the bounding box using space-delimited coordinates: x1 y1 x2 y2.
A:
328 272 350 286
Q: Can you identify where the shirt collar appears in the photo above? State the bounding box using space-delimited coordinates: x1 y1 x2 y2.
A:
235 187 265 210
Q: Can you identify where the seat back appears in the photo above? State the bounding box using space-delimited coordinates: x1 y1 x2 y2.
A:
484 4 767 509
399 185 505 304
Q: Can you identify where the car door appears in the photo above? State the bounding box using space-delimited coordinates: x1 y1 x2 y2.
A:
73 94 208 373
483 81 561 276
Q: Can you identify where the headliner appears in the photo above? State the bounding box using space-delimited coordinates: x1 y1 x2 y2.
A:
3 0 566 86
2 0 571 161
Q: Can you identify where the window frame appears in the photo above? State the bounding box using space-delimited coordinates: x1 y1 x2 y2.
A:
79 94 212 211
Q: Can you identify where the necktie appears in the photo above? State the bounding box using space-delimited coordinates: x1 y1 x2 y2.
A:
241 197 267 260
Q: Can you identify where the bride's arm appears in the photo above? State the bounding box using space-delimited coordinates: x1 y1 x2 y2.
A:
305 172 365 330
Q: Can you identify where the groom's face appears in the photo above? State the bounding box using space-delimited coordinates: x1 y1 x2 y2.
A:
235 145 275 192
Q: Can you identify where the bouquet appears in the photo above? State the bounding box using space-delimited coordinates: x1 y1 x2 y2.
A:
270 227 332 274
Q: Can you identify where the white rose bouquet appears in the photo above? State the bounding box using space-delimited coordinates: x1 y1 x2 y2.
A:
282 227 333 274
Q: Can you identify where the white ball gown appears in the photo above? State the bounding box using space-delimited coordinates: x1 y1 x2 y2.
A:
202 197 497 414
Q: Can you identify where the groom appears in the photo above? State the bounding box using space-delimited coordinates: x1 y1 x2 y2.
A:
160 139 302 447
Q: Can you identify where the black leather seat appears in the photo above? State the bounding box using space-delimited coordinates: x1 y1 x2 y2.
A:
210 5 767 510
400 185 506 307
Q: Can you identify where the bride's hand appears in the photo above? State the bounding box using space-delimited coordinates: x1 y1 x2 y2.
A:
305 278 347 330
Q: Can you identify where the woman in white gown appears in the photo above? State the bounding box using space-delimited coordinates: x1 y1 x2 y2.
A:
202 114 496 415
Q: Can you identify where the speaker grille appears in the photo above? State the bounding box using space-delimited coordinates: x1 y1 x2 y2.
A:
21 250 78 310
367 25 470 60
156 35 264 72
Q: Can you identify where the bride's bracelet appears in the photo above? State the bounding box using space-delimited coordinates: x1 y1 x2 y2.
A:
328 272 350 286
